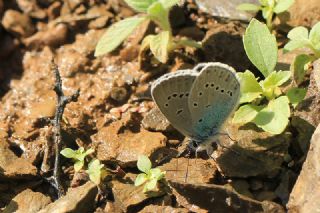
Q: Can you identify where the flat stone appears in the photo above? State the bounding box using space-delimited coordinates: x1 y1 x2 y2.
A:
3 189 51 213
38 182 97 213
170 181 284 212
213 122 291 178
195 0 259 21
111 174 167 212
142 107 173 132
0 141 38 180
159 158 218 184
92 113 167 167
140 205 189 213
287 123 320 212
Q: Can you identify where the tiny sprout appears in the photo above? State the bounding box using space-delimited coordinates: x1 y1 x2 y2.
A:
86 159 107 185
60 147 94 172
134 155 165 192
95 0 201 63
237 0 295 31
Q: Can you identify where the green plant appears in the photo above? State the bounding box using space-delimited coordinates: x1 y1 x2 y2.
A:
237 0 295 30
86 159 107 185
60 147 94 172
94 0 201 63
284 22 320 85
134 155 166 192
61 147 107 185
232 18 306 134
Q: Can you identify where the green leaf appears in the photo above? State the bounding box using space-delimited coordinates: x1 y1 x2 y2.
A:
262 7 272 20
135 173 148 186
144 179 158 192
237 70 263 104
149 31 170 63
174 39 202 49
60 148 76 158
260 71 291 89
237 3 260 11
74 160 84 172
150 168 165 180
286 87 307 107
287 26 309 41
253 96 290 134
309 22 320 50
232 104 263 124
159 0 180 9
147 2 170 30
137 155 152 173
274 0 294 14
291 54 312 85
87 159 104 185
284 40 309 53
95 16 146 56
124 0 156 12
243 19 278 77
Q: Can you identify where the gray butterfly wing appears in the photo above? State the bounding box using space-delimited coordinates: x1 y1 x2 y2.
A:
151 70 199 138
188 63 240 140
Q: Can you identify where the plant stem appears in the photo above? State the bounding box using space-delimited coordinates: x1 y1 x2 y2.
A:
266 12 273 31
51 60 80 198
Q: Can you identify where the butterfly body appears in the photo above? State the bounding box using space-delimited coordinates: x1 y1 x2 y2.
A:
151 63 240 153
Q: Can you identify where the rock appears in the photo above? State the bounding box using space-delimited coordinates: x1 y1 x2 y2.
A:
0 34 18 59
110 87 128 103
23 24 68 49
159 158 218 184
26 91 56 119
111 174 167 212
195 0 259 21
229 179 253 198
72 29 104 55
249 179 263 191
287 0 320 28
17 0 47 19
92 113 167 166
275 170 297 205
178 26 205 41
313 59 320 91
3 189 51 213
170 181 284 212
214 122 291 178
38 182 98 213
142 107 173 132
1 10 35 38
287 124 320 212
140 205 189 213
254 191 277 202
56 48 90 77
202 22 251 72
0 141 38 180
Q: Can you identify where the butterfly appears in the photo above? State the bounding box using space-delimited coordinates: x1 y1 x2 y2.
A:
151 62 240 155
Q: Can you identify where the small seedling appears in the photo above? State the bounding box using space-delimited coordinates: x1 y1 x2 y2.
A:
60 147 94 172
232 19 306 134
284 22 320 85
134 155 165 192
95 0 201 63
86 159 107 185
237 0 295 30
